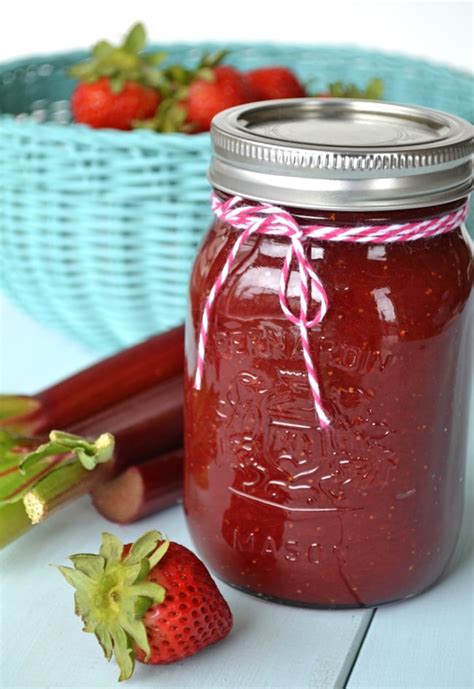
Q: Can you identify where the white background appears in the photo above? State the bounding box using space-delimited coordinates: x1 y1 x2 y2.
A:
1 0 472 72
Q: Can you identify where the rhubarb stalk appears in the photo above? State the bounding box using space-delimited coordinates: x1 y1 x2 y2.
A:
1 374 182 506
0 371 183 548
0 375 183 544
91 449 184 523
69 375 183 471
0 430 114 545
0 502 33 548
23 461 108 524
0 325 184 434
22 380 184 524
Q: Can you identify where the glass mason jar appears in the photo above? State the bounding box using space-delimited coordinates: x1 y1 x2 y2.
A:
185 100 473 608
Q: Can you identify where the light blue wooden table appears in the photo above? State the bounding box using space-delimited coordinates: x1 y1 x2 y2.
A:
0 295 473 689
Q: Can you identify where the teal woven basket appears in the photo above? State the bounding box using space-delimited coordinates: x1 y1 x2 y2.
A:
1 44 472 354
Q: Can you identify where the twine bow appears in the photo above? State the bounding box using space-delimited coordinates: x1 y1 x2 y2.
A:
193 194 469 428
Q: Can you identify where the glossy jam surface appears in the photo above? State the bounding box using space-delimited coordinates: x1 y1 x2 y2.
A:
184 199 473 607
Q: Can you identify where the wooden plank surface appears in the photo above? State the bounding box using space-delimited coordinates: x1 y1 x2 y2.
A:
0 497 374 689
0 296 373 689
347 399 474 689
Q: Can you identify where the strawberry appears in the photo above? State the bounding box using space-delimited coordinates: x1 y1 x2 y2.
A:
58 531 232 681
184 65 253 133
72 78 160 130
245 66 306 101
69 23 166 130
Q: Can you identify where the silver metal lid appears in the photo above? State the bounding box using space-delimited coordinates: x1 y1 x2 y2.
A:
209 99 473 210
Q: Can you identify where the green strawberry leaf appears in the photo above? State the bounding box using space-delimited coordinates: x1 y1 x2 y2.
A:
166 64 192 84
109 75 125 93
100 532 124 566
69 554 106 579
327 78 384 99
68 63 97 80
58 531 168 682
143 67 166 89
145 51 168 65
122 22 146 55
92 40 114 60
95 622 114 660
199 49 229 69
109 623 135 682
124 530 162 565
67 22 168 92
195 67 215 82
365 77 384 99
133 98 188 133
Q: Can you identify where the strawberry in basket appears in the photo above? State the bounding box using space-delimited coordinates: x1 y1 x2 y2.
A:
69 23 165 130
315 78 384 99
68 22 383 133
245 66 306 100
184 64 253 132
137 59 306 133
136 52 253 134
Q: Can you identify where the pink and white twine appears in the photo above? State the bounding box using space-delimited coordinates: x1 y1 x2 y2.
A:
193 193 469 428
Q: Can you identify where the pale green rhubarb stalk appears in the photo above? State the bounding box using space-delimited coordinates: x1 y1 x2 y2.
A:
0 430 114 546
23 456 109 526
0 502 33 548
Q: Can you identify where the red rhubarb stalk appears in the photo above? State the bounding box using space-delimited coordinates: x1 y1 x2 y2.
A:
91 448 183 523
69 375 183 472
0 325 184 434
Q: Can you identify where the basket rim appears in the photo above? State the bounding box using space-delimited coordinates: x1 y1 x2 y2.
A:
2 40 473 77
0 40 472 147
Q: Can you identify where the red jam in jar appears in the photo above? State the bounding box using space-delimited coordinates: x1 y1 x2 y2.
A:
185 100 473 607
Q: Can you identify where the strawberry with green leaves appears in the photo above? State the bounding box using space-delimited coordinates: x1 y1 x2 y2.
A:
69 23 165 130
316 78 384 99
68 23 384 133
58 530 233 681
137 52 252 134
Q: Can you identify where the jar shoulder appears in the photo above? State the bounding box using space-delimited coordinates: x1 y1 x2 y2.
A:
190 221 473 328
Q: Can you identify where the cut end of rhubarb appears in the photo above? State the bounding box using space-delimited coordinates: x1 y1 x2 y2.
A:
23 492 45 525
92 468 143 523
